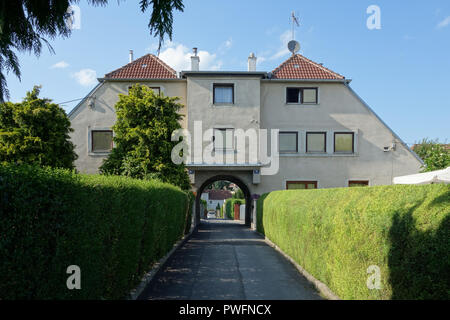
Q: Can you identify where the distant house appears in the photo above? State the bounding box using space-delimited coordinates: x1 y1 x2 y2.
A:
201 190 233 210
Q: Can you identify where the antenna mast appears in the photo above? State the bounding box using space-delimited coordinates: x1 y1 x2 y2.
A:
291 11 300 40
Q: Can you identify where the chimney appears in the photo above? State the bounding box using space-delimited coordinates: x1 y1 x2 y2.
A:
191 47 200 71
129 50 134 63
248 52 257 72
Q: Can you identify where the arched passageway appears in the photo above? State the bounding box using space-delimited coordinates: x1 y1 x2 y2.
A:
195 175 252 227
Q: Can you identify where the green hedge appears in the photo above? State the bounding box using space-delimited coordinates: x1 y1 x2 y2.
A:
225 198 245 220
0 164 189 300
257 184 449 300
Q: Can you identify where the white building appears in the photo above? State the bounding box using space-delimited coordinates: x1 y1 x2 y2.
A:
68 47 423 226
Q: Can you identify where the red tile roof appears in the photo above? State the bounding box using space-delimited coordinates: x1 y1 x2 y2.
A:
204 190 233 200
105 54 177 79
271 54 345 80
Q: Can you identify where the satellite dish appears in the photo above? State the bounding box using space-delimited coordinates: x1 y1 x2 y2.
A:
288 40 300 54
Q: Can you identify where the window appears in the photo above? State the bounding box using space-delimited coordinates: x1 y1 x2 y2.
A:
213 84 234 104
279 132 298 153
349 181 369 187
334 132 354 153
149 87 161 95
91 130 113 153
286 88 318 104
286 181 318 190
128 86 160 95
306 132 327 153
214 128 234 151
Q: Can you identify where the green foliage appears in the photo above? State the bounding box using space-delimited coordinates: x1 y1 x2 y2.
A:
0 164 189 299
100 84 190 190
225 198 245 220
413 138 450 172
0 86 76 169
257 184 449 300
216 203 221 211
232 189 245 199
0 1 184 101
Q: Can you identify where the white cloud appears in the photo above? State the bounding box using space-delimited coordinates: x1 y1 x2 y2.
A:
72 69 97 86
51 61 69 69
259 30 293 62
158 42 222 72
437 16 450 29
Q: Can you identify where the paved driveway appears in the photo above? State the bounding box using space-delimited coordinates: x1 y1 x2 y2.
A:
138 219 322 300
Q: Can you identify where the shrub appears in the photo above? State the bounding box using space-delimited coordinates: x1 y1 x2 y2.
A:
257 184 449 300
0 164 189 299
0 86 76 169
225 198 245 220
99 84 190 190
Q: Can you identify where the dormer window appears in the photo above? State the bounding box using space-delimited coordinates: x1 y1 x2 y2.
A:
286 87 318 104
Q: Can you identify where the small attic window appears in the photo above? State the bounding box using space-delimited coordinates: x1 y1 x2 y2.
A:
293 64 300 68
142 64 148 68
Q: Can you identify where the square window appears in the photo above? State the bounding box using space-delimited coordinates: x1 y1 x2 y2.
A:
306 132 326 153
286 181 317 190
92 130 113 153
214 84 234 104
214 128 234 150
279 132 298 153
334 132 354 153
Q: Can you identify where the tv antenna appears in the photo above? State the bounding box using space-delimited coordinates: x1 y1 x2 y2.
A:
288 11 301 55
291 11 300 40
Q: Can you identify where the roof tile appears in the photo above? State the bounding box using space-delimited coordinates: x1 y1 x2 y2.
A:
105 54 177 79
271 54 344 80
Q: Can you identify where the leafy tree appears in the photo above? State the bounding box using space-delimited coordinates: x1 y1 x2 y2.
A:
413 138 450 172
100 84 190 190
0 86 77 169
0 0 184 101
232 188 245 199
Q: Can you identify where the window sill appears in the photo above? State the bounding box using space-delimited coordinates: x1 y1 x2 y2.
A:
89 151 111 157
212 103 235 107
285 103 319 107
279 153 358 158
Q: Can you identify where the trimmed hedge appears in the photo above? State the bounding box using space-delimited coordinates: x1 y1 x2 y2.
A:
225 198 245 220
257 184 449 300
0 164 189 300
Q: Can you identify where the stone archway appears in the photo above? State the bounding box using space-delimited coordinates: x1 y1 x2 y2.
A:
195 175 252 227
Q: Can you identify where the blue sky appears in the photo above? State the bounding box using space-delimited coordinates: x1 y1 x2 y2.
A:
5 0 450 145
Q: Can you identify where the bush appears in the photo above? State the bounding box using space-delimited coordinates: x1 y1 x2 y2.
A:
225 198 245 220
257 184 449 300
0 164 189 299
0 86 76 169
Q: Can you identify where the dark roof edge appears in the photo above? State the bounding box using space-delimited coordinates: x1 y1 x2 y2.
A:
262 78 352 83
98 77 186 82
181 71 267 78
